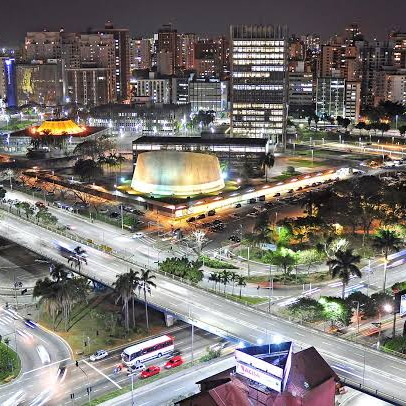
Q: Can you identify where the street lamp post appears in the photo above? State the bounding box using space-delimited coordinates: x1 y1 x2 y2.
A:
268 264 273 313
354 301 360 334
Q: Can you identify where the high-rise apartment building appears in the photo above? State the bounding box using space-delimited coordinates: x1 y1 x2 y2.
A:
94 21 130 101
178 33 196 70
157 24 179 73
230 24 289 145
289 62 314 117
390 32 406 69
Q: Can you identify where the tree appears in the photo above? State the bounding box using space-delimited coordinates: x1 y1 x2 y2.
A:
138 269 156 332
113 273 133 333
35 207 58 226
288 297 324 322
236 276 246 298
263 248 298 280
73 159 102 182
73 138 115 160
378 100 405 121
399 125 406 136
159 257 203 283
209 272 221 292
373 229 402 291
16 201 34 219
220 270 232 294
229 272 239 295
346 291 377 318
378 122 390 136
355 122 366 133
319 296 353 327
326 249 361 299
190 230 207 255
261 153 275 182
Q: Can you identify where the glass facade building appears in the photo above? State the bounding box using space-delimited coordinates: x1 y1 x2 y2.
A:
230 25 289 147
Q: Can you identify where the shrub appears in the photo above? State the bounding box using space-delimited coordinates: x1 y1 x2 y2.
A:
200 256 238 269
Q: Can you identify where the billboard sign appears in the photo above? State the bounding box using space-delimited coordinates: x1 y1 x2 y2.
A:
236 362 282 392
400 294 406 316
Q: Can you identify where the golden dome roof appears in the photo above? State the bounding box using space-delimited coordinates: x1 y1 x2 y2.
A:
36 119 85 135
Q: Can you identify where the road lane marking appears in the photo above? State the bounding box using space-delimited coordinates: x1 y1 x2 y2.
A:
22 357 71 375
83 360 122 389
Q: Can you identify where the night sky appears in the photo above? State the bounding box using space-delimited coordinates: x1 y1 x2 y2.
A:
2 0 406 46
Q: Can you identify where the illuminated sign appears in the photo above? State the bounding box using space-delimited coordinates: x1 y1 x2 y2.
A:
400 294 406 316
236 362 282 392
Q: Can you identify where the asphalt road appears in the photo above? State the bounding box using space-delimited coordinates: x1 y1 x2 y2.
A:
2 214 406 403
0 305 71 406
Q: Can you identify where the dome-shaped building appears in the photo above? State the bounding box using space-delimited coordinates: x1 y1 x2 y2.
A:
131 151 225 196
35 119 85 135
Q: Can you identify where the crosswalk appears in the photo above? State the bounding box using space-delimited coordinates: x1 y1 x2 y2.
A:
0 307 23 326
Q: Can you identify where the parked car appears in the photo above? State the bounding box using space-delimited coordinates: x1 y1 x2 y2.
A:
35 201 45 208
274 192 281 197
140 365 161 379
207 209 216 216
186 217 196 223
109 212 120 219
196 214 206 220
99 207 109 214
235 203 242 208
248 198 256 204
164 356 183 369
287 189 294 194
258 195 266 201
132 232 145 239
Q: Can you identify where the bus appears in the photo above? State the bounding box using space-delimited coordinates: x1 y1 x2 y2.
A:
121 335 175 366
54 241 88 265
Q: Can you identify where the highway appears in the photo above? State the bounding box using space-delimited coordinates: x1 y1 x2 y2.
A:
2 212 406 403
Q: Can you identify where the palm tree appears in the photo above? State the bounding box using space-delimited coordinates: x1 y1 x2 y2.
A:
373 229 402 291
113 273 133 332
49 263 68 282
327 249 362 299
230 272 239 295
127 269 140 328
138 269 156 332
209 272 218 291
220 270 232 294
261 153 275 182
236 276 247 298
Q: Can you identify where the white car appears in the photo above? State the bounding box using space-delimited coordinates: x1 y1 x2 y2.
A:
90 349 109 361
127 363 146 376
3 390 25 406
132 232 145 239
36 345 51 364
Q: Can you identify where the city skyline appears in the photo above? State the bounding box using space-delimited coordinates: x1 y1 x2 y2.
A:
2 0 406 45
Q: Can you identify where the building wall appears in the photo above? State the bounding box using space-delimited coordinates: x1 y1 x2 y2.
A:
189 79 228 112
384 73 406 104
132 78 171 104
66 68 114 106
230 24 289 144
316 77 345 118
15 61 64 106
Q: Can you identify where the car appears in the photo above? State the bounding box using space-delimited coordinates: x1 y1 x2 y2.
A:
296 186 303 191
36 345 51 364
247 212 258 218
35 201 45 208
166 349 182 359
196 214 206 220
123 206 135 213
127 363 146 375
56 364 67 383
140 365 161 379
274 193 281 197
46 191 55 196
24 319 37 329
207 209 216 216
230 213 240 219
258 195 266 201
287 189 294 194
132 232 145 239
213 219 222 225
235 203 242 208
248 198 256 204
228 235 241 243
165 355 183 369
209 339 229 352
186 217 196 223
90 349 109 362
99 207 109 214
109 212 120 218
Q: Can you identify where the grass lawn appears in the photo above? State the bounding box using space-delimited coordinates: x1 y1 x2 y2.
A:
38 293 167 357
287 158 327 168
200 255 238 270
271 172 302 181
0 342 21 384
207 288 267 305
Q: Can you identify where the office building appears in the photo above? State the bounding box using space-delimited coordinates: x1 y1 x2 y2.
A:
94 21 130 101
179 33 196 70
15 60 65 106
131 73 171 104
157 24 179 73
289 62 314 117
66 67 115 106
383 71 406 104
157 50 174 76
230 24 289 145
189 77 228 112
316 77 360 121
171 77 189 104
